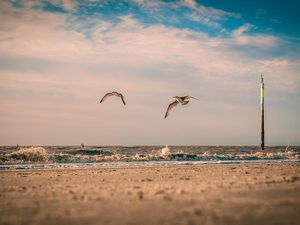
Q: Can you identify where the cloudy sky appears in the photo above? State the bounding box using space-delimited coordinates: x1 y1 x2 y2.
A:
0 0 299 145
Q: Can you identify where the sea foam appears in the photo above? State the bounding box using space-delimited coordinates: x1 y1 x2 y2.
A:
0 145 299 165
6 147 48 163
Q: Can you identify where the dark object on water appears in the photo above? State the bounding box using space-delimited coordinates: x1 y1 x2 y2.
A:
261 75 265 150
75 150 113 156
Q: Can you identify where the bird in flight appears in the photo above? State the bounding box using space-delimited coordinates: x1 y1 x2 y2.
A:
164 95 199 118
173 95 199 105
99 91 126 105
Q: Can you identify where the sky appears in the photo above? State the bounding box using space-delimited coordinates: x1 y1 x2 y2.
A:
0 0 299 146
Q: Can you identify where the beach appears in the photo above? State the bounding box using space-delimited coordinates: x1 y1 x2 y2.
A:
1 163 299 225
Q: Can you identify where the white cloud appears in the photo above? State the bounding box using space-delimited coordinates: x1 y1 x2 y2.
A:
0 6 297 94
186 13 222 29
231 24 278 48
182 0 196 8
232 23 254 36
132 0 239 29
61 0 77 11
181 0 240 20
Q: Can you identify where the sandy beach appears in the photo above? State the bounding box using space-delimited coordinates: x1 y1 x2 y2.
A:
1 163 299 225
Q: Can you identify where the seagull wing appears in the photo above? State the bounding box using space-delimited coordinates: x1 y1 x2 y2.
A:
120 94 126 105
100 92 114 103
181 100 189 105
190 96 200 101
164 100 179 119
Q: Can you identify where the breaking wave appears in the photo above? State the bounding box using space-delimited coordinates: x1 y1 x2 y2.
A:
4 147 49 163
0 145 299 165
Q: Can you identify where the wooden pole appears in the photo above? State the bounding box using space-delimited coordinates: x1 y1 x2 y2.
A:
261 74 265 150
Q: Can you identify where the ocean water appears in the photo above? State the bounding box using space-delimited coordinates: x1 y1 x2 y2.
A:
0 145 299 170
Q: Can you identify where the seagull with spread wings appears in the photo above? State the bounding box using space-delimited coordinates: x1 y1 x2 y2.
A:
99 91 126 105
164 95 199 118
173 95 199 104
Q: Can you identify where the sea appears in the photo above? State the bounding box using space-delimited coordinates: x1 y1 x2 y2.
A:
0 145 299 171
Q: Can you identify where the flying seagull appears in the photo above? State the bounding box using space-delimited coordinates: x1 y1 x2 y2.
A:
173 95 199 104
164 95 199 118
99 91 126 105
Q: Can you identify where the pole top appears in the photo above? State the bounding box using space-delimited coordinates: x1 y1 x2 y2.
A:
261 74 264 82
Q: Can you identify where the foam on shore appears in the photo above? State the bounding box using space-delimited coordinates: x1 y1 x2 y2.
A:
0 146 299 165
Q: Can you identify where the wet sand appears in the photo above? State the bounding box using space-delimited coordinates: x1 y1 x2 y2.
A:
1 163 300 225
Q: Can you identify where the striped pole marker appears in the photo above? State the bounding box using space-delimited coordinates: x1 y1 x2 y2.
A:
261 74 265 150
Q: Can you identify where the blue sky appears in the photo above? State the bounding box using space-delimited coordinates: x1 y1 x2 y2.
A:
0 0 299 145
33 0 300 38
